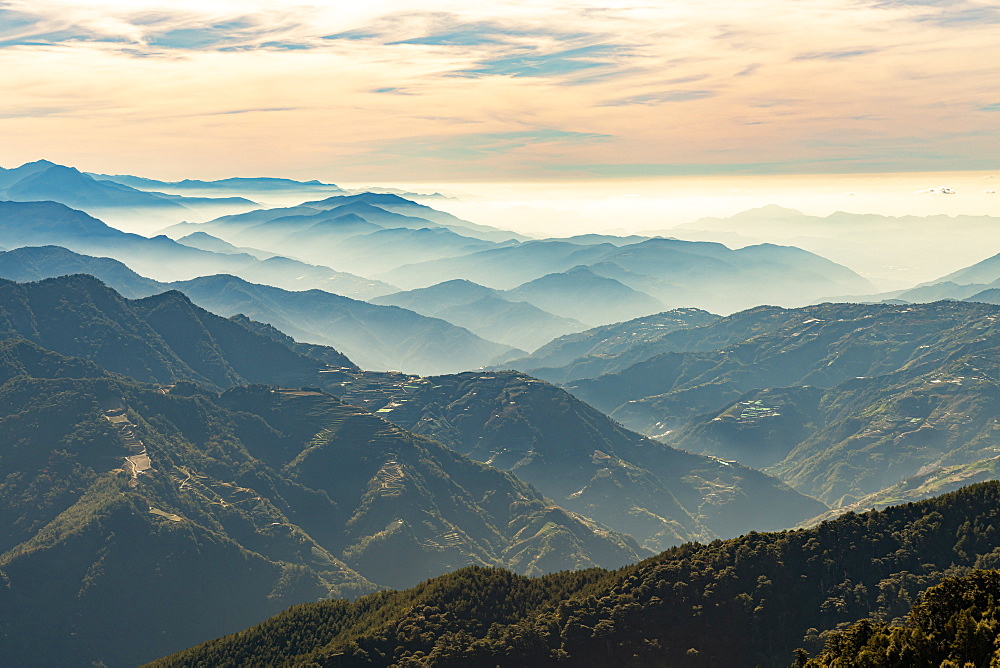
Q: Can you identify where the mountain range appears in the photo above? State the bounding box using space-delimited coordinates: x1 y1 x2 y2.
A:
0 200 395 299
501 307 721 382
1 161 881 338
558 300 1000 510
0 309 642 666
5 159 1000 667
0 248 518 375
0 272 827 552
666 204 1000 288
379 236 873 318
89 171 346 195
0 160 258 227
371 279 588 351
329 369 826 551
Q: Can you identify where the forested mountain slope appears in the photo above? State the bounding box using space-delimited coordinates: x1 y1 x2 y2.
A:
332 370 827 551
803 569 1000 666
0 341 640 666
560 301 1000 508
151 481 1000 667
0 274 352 388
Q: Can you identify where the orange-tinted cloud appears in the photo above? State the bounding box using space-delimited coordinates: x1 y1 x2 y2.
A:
0 0 995 180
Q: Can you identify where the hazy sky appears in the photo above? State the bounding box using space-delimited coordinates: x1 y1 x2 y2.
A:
0 0 997 181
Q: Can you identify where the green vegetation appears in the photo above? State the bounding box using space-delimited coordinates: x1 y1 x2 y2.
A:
0 273 347 389
332 370 827 552
152 481 1000 667
0 248 521 375
0 339 640 666
804 569 1000 666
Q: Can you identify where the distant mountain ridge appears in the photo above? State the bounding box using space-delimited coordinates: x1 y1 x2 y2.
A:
1 160 258 223
0 247 520 375
507 264 665 325
379 235 873 317
89 171 346 194
0 200 395 299
560 300 1000 509
371 279 588 350
667 204 1000 286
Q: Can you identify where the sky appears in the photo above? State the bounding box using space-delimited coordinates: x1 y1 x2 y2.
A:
0 0 997 183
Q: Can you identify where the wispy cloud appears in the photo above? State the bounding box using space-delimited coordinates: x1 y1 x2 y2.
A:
603 89 716 106
0 0 995 180
384 129 613 161
794 48 877 60
201 107 298 116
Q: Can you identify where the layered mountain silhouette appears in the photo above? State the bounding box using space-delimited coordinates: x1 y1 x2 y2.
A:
0 248 519 374
1 180 877 339
175 231 282 260
561 300 1000 509
89 171 347 194
166 274 519 374
879 252 1000 306
159 194 524 281
371 279 587 350
668 204 1000 287
0 160 257 224
506 265 666 325
0 201 395 299
380 236 873 318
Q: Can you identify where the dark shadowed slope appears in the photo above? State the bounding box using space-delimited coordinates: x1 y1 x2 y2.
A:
0 247 519 375
0 273 353 388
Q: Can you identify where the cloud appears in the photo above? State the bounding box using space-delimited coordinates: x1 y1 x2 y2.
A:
201 107 298 115
795 48 877 60
384 129 613 161
456 43 626 78
603 89 716 106
0 1 997 180
0 105 74 118
917 5 1000 26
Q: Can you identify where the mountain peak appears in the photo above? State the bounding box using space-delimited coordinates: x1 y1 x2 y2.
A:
730 204 806 220
565 264 599 277
18 158 58 169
